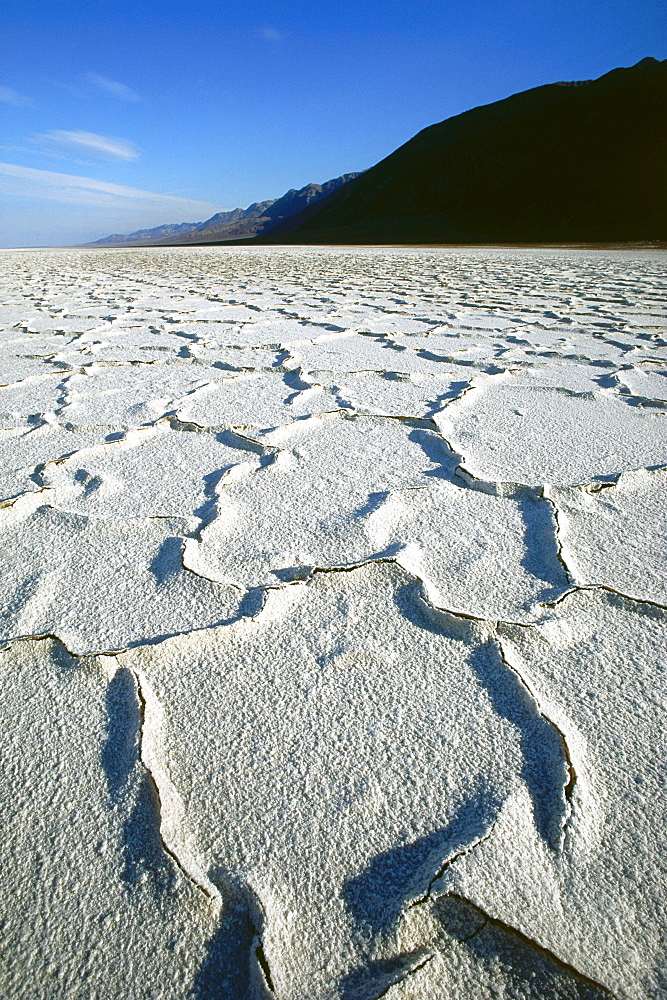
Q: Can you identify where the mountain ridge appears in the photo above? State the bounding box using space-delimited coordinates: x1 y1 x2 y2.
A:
86 173 362 247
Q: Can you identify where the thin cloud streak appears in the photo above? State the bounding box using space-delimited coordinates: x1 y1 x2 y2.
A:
260 25 287 43
86 73 141 102
0 162 217 216
0 86 32 107
32 130 140 162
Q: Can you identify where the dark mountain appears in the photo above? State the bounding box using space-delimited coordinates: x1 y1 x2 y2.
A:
86 174 361 247
263 57 667 244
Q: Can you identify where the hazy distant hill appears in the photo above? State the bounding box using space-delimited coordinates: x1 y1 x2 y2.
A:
89 221 201 245
264 57 667 244
87 174 361 247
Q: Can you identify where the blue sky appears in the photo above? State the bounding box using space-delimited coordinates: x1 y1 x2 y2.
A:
1 0 664 247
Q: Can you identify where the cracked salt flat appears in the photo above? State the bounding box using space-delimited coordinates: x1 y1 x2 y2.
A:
174 371 334 429
39 419 261 520
0 493 240 652
615 364 667 401
290 331 468 377
0 638 216 997
0 246 665 1000
546 468 667 605
441 589 667 1000
0 421 112 500
53 364 216 431
329 371 466 418
183 413 568 621
122 561 570 998
181 343 287 370
436 380 666 486
0 354 73 384
0 371 72 426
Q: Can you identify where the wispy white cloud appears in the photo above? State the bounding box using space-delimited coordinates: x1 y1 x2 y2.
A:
0 86 31 108
260 25 287 43
32 130 140 162
0 162 217 217
86 73 141 103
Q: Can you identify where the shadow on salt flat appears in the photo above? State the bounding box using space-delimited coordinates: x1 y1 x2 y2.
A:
338 948 430 1000
343 790 500 939
148 536 184 585
339 883 612 1000
192 880 272 1000
394 585 568 849
431 894 613 999
102 669 138 795
120 775 176 893
422 381 471 416
406 427 459 479
467 643 566 849
193 465 232 531
191 896 256 999
516 494 570 604
349 489 393 521
101 669 175 895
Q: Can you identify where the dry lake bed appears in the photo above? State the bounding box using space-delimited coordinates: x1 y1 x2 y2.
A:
0 245 666 999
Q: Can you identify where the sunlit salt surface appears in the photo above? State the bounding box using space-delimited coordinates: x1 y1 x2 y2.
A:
1 245 665 999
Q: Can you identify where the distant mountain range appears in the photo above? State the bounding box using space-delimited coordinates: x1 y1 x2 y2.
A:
87 174 362 246
89 57 666 249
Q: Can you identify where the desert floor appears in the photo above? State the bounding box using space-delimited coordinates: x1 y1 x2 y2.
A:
1 246 665 999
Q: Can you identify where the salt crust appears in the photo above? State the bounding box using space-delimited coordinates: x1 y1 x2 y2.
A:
0 246 665 999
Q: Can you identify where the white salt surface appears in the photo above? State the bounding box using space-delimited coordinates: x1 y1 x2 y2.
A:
0 246 665 1000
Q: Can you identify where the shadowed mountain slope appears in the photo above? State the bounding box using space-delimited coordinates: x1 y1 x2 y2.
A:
257 57 667 245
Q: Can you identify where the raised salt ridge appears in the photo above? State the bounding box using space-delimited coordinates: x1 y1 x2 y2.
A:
0 245 665 999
